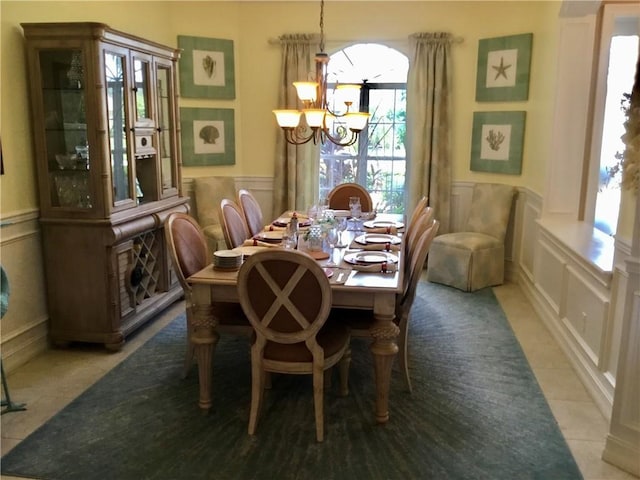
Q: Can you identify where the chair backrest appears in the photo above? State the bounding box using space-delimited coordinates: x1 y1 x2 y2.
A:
237 189 264 237
327 183 373 212
465 183 516 241
219 199 251 249
404 205 434 259
238 249 332 348
164 212 209 295
193 176 236 228
400 218 440 311
407 196 428 230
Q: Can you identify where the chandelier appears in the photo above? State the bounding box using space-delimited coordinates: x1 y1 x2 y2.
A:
273 0 370 146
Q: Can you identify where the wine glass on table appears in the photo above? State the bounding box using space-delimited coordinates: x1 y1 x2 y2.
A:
326 227 339 265
349 196 362 232
336 217 348 248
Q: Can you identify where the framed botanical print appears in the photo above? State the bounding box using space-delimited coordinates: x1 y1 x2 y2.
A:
178 36 235 99
475 33 533 102
470 111 526 175
180 108 235 166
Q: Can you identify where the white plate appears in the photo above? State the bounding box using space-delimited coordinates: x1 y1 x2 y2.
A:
354 233 402 245
213 250 242 259
256 231 284 242
343 251 399 265
363 220 405 230
272 217 312 228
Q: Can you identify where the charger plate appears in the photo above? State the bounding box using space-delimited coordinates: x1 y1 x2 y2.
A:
343 251 398 265
354 233 402 245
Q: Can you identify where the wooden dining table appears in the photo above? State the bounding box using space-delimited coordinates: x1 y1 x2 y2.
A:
187 213 405 424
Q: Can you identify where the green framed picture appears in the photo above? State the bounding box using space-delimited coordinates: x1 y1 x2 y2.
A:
475 33 532 102
470 111 526 175
180 108 235 166
178 36 235 99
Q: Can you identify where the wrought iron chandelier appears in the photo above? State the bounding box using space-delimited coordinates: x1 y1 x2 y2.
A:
273 0 370 146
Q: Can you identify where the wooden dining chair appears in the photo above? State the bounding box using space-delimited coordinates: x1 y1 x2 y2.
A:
219 198 251 249
164 212 251 378
327 183 373 212
237 189 264 238
237 249 351 442
329 217 439 393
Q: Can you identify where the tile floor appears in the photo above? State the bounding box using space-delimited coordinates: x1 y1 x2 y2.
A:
1 283 638 480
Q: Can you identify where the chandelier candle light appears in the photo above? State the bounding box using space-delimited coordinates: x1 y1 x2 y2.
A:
273 0 370 146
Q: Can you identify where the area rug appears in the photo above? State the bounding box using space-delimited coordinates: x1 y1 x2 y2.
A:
1 279 583 480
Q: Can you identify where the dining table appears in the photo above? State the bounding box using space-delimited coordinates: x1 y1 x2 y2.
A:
187 212 406 425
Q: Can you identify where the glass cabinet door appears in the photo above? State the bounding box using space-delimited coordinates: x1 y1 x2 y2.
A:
132 56 152 127
38 49 92 209
155 61 177 195
104 50 132 205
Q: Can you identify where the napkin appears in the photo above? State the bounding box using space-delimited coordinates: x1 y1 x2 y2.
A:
349 241 401 252
364 226 399 235
242 239 281 248
264 224 287 232
350 262 398 273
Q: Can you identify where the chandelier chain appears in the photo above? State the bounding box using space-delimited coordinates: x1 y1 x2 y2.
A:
319 0 325 53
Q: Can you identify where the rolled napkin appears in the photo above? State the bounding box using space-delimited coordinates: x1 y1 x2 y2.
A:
242 238 281 248
264 224 287 232
364 226 399 235
348 240 401 252
350 262 398 273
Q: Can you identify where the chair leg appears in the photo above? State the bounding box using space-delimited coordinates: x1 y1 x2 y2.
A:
313 364 325 442
337 348 351 397
398 317 412 393
248 350 264 436
1 360 26 415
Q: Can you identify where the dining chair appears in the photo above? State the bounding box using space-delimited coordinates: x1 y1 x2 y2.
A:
164 212 251 378
237 249 351 442
219 198 251 249
237 189 264 238
329 217 439 393
426 183 516 291
327 183 373 212
193 176 237 252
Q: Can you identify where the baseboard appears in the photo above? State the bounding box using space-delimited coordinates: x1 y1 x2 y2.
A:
515 269 614 420
1 316 49 373
602 434 640 477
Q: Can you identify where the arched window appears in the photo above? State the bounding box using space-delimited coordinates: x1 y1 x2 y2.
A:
319 44 408 213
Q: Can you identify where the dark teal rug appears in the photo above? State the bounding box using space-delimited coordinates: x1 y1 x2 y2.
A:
1 279 582 480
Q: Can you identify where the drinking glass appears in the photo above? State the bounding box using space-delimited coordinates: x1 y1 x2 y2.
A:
336 217 348 247
349 196 362 231
325 227 339 265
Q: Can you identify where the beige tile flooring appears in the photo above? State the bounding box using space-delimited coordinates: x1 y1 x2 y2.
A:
1 283 638 480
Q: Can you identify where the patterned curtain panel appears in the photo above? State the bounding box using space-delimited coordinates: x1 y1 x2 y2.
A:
406 32 453 233
273 34 320 215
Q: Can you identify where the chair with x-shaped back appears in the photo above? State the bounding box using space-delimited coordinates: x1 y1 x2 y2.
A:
237 249 351 442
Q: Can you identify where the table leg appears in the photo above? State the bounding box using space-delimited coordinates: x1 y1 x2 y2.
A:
369 296 399 424
191 303 219 413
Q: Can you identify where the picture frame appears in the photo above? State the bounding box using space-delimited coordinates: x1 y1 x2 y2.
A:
180 108 235 167
178 36 235 99
470 111 526 175
475 33 533 102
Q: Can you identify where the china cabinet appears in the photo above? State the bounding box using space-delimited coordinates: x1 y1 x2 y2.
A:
22 22 188 349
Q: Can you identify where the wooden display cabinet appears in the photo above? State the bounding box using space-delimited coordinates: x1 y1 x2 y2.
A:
22 22 188 349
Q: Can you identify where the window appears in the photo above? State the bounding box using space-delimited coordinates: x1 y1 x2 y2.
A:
319 44 408 213
587 4 639 236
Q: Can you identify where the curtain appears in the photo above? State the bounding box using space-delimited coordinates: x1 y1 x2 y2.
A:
406 32 453 233
272 34 320 216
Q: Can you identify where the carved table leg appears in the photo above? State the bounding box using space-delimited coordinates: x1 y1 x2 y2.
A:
191 304 219 413
370 295 399 424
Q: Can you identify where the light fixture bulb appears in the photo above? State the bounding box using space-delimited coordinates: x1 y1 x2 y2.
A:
273 110 302 128
293 81 318 103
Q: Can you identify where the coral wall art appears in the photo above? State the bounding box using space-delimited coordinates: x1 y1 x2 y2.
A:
470 111 526 175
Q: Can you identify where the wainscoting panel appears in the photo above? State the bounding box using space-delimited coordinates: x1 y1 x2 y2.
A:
564 264 610 367
536 238 567 316
0 210 50 372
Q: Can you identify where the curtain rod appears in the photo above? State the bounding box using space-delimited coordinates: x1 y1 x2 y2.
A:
268 35 464 46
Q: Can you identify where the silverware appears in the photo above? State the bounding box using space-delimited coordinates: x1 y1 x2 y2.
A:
336 271 345 283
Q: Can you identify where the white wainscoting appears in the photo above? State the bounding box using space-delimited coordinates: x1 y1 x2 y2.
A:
0 209 50 372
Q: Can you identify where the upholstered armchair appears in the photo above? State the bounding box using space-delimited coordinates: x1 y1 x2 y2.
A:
193 177 237 253
426 183 516 292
